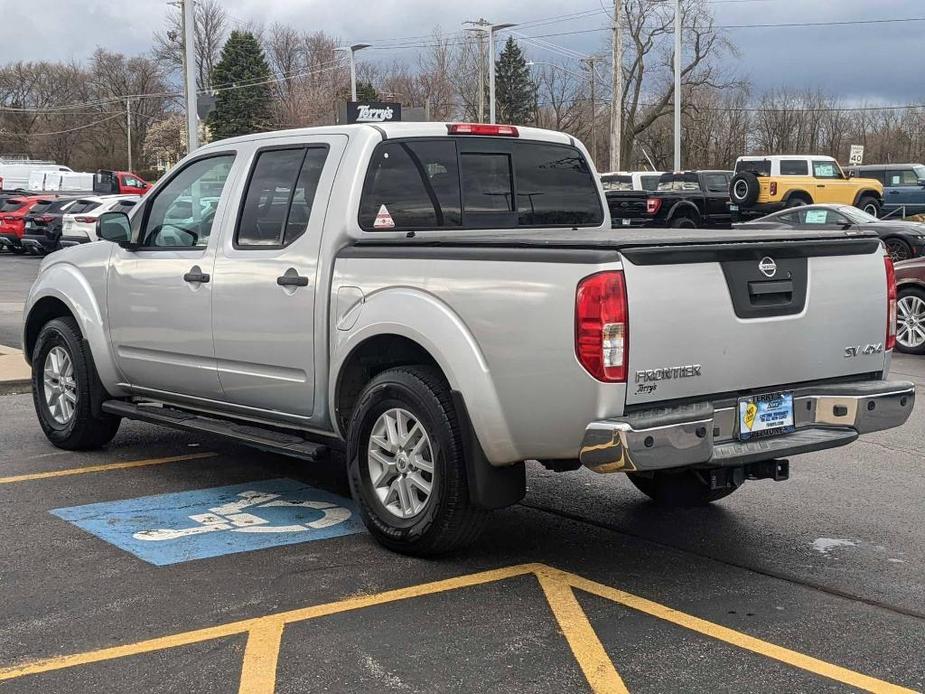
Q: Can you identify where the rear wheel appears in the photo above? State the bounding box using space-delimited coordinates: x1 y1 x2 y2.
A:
896 287 925 355
785 197 810 208
628 469 737 507
346 366 489 556
669 215 698 229
32 317 121 449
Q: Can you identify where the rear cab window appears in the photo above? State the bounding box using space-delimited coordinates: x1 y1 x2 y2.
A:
656 174 701 192
359 137 602 231
601 174 633 191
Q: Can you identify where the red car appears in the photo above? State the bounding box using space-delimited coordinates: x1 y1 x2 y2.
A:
0 195 52 254
894 257 925 354
95 170 151 196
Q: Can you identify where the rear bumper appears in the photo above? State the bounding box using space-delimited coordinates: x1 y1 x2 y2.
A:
579 380 915 473
0 233 22 248
58 235 90 248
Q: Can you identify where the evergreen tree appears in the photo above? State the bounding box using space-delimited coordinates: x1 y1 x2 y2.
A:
493 37 536 125
356 81 380 102
207 31 273 140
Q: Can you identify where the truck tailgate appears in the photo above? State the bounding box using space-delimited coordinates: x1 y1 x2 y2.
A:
621 238 889 406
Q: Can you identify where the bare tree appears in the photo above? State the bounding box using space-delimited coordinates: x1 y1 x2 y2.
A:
153 0 228 90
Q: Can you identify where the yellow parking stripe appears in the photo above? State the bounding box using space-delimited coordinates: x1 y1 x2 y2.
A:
563 569 918 694
0 563 915 694
239 620 285 694
537 570 629 694
0 452 217 485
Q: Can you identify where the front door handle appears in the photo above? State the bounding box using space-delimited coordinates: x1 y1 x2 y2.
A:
183 266 210 283
277 271 309 287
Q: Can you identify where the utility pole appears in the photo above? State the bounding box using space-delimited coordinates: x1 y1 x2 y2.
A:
181 0 199 153
582 57 600 169
125 98 133 172
609 0 623 172
673 0 682 171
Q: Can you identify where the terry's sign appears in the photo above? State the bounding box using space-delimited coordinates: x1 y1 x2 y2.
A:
346 101 402 124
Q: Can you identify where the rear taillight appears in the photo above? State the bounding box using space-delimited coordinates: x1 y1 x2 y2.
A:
37 214 53 223
770 181 778 196
646 198 662 215
885 254 896 351
1 215 16 222
75 216 96 223
576 272 628 382
447 123 519 137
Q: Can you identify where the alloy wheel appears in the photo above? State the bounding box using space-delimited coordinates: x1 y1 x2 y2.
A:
367 408 435 519
885 240 910 262
897 294 925 349
43 345 77 424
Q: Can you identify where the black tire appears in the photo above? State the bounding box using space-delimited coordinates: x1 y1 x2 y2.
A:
669 215 698 229
895 286 925 355
858 196 881 218
346 365 489 556
885 237 913 263
32 317 121 450
10 246 26 255
729 172 760 207
785 196 810 208
627 469 737 507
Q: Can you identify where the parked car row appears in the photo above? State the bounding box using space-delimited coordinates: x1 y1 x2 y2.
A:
0 193 140 254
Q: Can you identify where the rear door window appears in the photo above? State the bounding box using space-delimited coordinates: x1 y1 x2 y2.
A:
513 142 602 226
359 140 462 230
780 160 808 176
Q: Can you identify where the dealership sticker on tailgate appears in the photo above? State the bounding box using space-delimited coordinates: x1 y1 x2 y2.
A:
738 391 795 441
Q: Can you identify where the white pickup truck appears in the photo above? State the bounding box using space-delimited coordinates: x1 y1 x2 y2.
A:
22 122 914 555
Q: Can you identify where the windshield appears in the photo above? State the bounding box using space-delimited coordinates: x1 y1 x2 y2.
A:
835 205 879 224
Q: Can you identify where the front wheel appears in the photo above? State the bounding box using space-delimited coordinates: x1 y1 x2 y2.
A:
628 469 737 507
346 366 489 556
32 317 121 450
884 237 912 263
858 196 881 218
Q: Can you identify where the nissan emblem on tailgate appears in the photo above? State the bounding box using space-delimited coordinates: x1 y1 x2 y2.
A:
759 257 777 278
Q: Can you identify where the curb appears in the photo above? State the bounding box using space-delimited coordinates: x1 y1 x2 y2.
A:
0 380 31 396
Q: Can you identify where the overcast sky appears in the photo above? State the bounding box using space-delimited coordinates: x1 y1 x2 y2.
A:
4 0 923 103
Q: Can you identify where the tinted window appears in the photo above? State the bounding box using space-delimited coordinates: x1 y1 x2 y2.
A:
799 208 847 225
640 175 661 191
283 148 327 246
68 201 102 214
702 173 729 193
886 169 920 186
514 143 602 226
28 201 54 215
237 149 305 247
780 160 808 176
49 199 77 213
812 160 843 179
736 159 771 176
601 174 632 192
359 140 461 230
0 200 24 213
111 200 137 213
142 155 234 248
855 168 884 184
461 152 513 213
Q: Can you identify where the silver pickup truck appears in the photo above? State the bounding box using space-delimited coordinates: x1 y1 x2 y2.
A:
22 122 914 555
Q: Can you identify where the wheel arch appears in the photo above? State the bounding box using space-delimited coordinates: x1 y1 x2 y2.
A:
783 189 813 204
329 287 518 464
23 265 124 393
666 201 701 222
853 188 883 206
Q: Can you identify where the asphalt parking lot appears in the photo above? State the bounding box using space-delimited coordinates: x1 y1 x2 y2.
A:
1 254 923 693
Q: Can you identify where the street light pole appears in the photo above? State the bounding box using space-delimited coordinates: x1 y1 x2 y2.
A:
181 0 198 153
126 98 133 172
336 44 371 102
465 21 515 124
582 57 600 169
673 0 682 171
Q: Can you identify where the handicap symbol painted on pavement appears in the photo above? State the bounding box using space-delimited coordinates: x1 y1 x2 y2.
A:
51 478 365 565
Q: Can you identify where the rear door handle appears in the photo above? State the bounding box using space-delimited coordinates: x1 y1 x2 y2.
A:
183 266 210 283
277 272 309 287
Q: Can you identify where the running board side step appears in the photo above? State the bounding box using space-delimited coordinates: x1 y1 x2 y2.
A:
101 400 329 461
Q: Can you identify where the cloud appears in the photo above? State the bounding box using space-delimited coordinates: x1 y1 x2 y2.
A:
3 0 921 103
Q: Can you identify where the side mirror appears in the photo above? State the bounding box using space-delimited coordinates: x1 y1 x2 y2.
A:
847 170 856 178
97 211 131 245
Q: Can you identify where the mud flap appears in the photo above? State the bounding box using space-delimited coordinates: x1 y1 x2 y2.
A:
451 391 525 510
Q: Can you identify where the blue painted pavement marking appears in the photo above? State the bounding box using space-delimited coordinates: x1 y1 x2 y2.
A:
51 478 365 566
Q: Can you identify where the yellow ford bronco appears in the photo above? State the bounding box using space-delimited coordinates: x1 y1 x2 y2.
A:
729 155 883 220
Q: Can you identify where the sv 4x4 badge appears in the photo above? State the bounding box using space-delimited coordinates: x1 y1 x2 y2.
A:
845 343 884 358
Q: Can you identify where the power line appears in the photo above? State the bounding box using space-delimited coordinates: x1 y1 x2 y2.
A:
0 114 125 138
